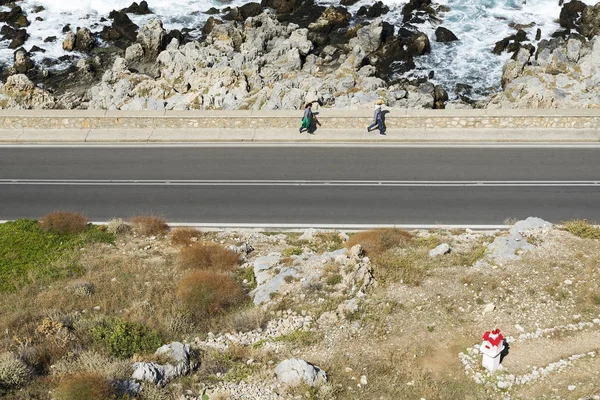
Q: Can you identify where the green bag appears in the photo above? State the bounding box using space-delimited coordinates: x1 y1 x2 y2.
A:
301 117 311 129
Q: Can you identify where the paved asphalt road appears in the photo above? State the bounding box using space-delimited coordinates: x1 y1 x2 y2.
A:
2 145 600 225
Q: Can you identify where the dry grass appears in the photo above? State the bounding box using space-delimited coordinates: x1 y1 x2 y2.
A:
177 270 247 318
129 216 169 236
53 372 114 400
0 352 30 390
178 243 239 271
347 228 412 256
171 227 203 246
216 307 268 334
39 211 88 235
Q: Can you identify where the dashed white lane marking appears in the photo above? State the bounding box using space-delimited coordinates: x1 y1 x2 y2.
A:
1 179 600 187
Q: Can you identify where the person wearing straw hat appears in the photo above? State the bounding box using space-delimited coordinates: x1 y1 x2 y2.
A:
367 99 385 135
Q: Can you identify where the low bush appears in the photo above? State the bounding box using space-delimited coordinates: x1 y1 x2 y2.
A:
40 211 88 235
177 270 247 318
54 372 114 400
129 216 169 236
51 350 131 380
105 218 131 235
563 219 600 239
178 243 240 271
347 228 412 256
0 219 113 292
90 318 162 359
219 307 267 333
171 227 203 246
0 352 29 390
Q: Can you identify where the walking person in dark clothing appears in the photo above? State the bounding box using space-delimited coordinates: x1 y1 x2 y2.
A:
299 103 313 133
367 99 385 135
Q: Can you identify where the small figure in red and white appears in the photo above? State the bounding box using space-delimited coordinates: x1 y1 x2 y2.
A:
480 328 504 372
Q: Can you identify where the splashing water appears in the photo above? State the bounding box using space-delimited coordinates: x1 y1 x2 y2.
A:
0 0 596 99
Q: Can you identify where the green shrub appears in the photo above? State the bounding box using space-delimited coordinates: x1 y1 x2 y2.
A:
282 246 303 257
90 318 162 358
54 372 114 400
563 219 600 239
177 270 247 318
326 274 343 286
0 352 29 390
40 211 88 235
0 219 114 292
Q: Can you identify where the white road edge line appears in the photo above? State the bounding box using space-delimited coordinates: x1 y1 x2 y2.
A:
4 143 600 148
0 220 509 230
1 179 600 187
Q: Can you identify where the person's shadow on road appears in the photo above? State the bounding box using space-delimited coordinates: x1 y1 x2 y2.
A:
308 112 321 135
381 110 390 135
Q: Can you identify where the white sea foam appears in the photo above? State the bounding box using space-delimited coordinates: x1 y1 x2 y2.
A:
0 0 597 99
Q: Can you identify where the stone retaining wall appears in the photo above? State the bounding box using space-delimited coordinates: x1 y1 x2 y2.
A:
1 110 600 130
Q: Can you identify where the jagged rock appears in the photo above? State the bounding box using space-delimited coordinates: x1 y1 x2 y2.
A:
488 35 600 108
275 359 327 387
63 31 76 51
429 243 450 257
475 217 552 266
0 6 29 28
402 0 437 24
357 1 390 18
8 28 28 49
435 26 458 42
202 16 223 35
75 27 96 51
125 43 144 62
579 3 600 39
559 0 586 30
132 342 194 386
224 3 262 21
0 74 56 109
136 18 167 59
120 1 152 14
100 11 139 44
13 49 32 73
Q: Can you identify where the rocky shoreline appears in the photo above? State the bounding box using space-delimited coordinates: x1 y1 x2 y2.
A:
0 0 599 110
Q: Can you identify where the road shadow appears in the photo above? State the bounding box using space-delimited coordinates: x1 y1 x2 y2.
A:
308 111 321 135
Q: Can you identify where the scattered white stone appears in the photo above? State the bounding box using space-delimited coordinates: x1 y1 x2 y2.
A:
483 303 496 314
564 279 573 285
274 358 327 387
360 375 367 385
514 324 525 332
429 243 451 257
568 385 576 391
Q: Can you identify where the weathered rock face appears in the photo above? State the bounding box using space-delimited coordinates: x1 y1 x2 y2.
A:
120 1 152 15
0 74 56 109
136 18 167 59
202 17 223 35
99 10 139 45
224 3 262 21
132 342 196 386
559 0 587 30
86 11 439 110
13 49 32 73
488 35 600 108
63 31 76 51
76 28 96 51
357 1 390 19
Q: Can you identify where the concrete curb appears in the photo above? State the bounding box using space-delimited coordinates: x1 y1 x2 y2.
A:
1 128 599 143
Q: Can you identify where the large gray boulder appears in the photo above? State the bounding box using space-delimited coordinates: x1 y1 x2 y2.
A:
275 358 327 387
132 342 194 386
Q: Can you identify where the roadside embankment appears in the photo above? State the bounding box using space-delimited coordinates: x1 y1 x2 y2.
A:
1 109 600 142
